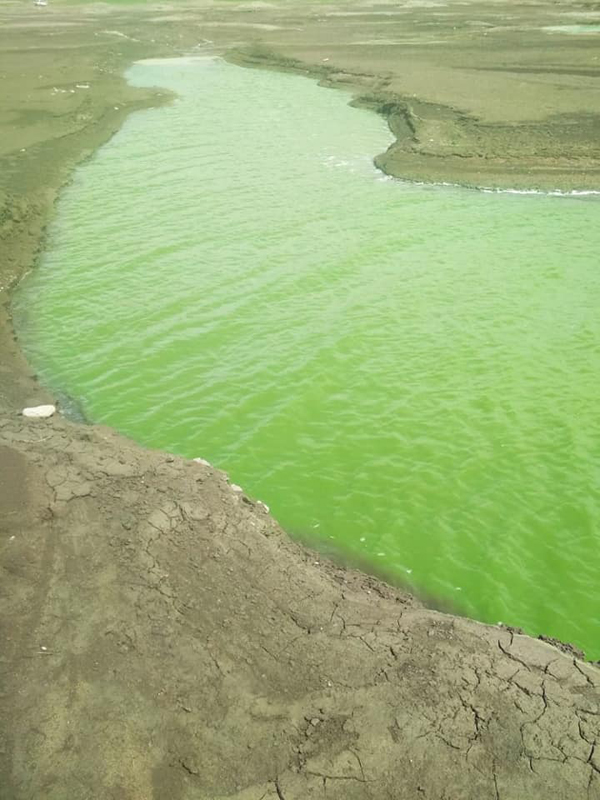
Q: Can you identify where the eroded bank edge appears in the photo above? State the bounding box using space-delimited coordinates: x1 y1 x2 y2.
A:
226 45 600 195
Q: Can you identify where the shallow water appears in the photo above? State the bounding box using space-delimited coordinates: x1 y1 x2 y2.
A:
15 57 600 656
544 24 600 34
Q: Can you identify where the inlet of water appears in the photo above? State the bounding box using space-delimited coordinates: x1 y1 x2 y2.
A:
15 57 600 656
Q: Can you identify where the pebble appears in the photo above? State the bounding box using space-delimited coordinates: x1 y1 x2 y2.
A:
22 404 55 418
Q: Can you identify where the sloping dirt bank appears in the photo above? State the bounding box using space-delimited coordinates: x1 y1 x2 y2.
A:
1 2 600 798
2 414 600 799
227 45 600 193
225 0 600 192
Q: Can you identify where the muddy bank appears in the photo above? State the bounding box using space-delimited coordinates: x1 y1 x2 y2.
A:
229 45 600 192
2 414 600 799
1 1 600 798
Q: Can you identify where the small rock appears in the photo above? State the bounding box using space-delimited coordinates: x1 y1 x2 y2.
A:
192 457 211 467
22 404 55 418
230 483 243 493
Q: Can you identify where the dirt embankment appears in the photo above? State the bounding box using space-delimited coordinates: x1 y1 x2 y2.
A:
1 2 600 798
2 414 600 799
233 44 600 191
226 0 600 193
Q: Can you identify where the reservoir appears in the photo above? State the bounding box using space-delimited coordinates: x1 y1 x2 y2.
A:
15 57 600 657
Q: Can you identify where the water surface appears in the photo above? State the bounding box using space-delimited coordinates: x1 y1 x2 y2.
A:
15 57 600 656
544 24 600 33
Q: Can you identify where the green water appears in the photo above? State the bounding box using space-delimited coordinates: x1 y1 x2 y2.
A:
15 57 600 656
544 24 600 34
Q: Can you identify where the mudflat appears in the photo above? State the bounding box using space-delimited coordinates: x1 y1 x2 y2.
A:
1 1 599 798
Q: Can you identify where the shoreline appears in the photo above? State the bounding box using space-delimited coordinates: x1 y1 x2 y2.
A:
8 45 593 630
12 48 598 642
1 3 600 797
226 46 600 194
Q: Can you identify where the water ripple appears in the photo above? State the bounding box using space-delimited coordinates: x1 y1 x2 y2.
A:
14 56 600 657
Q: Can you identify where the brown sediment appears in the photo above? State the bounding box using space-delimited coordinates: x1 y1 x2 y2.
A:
1 2 600 798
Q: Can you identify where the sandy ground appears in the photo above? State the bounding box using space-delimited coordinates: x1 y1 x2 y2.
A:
1 1 600 798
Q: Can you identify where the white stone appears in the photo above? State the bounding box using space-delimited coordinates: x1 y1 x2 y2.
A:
22 404 56 418
193 457 211 467
230 484 243 493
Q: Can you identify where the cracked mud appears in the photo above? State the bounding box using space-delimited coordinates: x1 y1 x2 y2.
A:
1 416 599 798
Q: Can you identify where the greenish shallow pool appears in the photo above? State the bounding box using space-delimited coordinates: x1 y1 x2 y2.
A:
14 57 600 656
544 24 600 34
